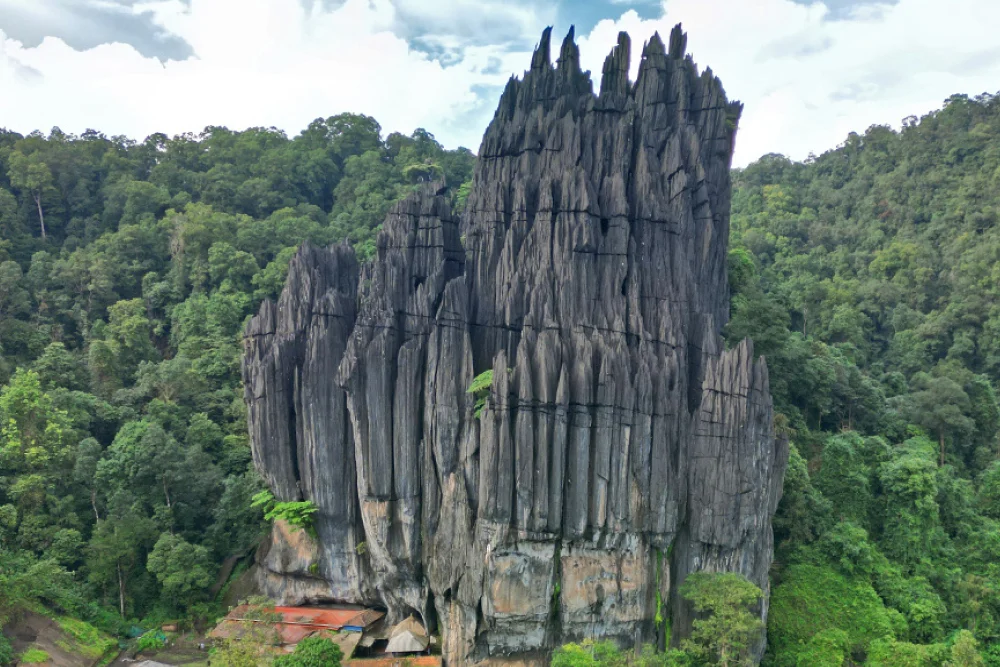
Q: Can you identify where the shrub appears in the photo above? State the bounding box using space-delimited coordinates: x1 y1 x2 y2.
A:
0 636 13 666
20 648 50 664
467 369 493 418
251 490 318 536
273 635 343 667
136 630 167 652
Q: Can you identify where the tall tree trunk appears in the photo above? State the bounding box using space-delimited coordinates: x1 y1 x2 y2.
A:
34 194 45 240
117 562 126 618
91 489 100 523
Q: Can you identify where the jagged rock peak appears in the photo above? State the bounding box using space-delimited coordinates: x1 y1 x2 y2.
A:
530 26 553 70
668 23 687 58
599 31 630 97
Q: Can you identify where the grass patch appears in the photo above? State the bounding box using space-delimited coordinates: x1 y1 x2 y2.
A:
55 615 117 659
20 648 51 663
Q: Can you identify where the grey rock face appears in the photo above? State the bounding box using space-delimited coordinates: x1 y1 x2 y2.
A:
242 24 787 665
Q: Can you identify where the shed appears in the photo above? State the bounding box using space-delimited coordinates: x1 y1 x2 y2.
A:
384 615 429 654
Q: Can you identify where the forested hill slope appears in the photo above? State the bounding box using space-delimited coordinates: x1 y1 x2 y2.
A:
728 92 1000 666
730 91 1000 458
0 118 473 643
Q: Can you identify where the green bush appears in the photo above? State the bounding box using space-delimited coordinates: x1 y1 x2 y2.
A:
793 629 849 667
136 630 167 652
273 635 343 667
20 648 50 664
251 490 318 535
0 635 13 666
866 637 948 666
467 369 493 418
767 564 896 666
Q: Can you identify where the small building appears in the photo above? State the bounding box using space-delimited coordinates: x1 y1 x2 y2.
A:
209 605 384 657
384 615 429 654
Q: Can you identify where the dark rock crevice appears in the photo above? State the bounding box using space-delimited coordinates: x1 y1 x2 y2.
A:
243 23 786 665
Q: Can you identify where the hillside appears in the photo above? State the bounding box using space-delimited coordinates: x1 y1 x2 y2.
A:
728 92 1000 666
0 118 474 661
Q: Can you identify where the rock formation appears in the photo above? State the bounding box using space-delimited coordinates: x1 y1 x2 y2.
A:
243 24 788 665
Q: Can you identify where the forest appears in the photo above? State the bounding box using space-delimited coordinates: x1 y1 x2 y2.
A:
0 116 474 662
3 91 1000 665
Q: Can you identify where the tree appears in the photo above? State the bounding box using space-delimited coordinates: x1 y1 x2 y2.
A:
210 598 281 667
946 630 985 667
814 433 873 526
7 150 55 239
902 373 977 466
767 564 899 665
878 440 944 566
794 628 849 667
550 640 627 667
85 504 156 617
146 533 214 610
273 636 343 667
0 369 74 517
32 342 87 391
679 572 764 667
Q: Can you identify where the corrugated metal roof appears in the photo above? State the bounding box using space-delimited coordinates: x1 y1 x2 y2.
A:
345 657 441 667
223 605 384 631
210 605 385 653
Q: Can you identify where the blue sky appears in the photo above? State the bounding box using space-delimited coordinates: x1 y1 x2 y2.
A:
2 0 999 166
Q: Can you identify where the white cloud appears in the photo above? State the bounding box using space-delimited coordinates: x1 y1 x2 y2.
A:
575 0 1000 166
0 0 531 149
2 0 1000 166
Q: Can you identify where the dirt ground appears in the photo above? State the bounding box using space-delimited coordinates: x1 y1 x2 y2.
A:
4 610 117 667
109 632 210 667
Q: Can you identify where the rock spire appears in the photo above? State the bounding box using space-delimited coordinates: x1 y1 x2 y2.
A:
243 24 787 665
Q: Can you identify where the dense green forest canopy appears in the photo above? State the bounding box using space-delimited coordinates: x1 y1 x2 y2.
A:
725 91 1000 666
4 90 1000 666
0 115 474 641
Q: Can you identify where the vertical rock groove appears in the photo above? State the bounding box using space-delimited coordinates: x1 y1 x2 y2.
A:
242 24 787 665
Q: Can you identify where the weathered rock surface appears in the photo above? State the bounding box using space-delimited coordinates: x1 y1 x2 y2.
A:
243 24 788 665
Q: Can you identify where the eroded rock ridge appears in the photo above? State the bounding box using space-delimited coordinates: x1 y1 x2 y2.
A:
243 24 788 665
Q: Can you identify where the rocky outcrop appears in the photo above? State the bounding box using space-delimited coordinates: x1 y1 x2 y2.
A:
242 24 787 665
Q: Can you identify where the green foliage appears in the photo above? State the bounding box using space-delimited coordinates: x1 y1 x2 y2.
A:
19 648 50 664
136 630 167 652
733 95 1000 665
679 572 763 667
865 637 949 666
0 550 78 624
0 636 11 666
551 641 692 667
551 640 628 667
146 533 215 610
766 564 897 665
251 489 319 535
467 369 494 418
0 118 473 628
54 615 117 660
947 631 986 667
793 628 849 667
273 635 343 667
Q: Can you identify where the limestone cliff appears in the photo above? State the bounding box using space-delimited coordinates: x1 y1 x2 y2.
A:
242 24 788 665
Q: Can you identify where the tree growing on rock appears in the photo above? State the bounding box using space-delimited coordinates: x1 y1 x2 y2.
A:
679 572 764 667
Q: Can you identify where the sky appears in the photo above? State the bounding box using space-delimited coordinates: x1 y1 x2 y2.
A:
2 0 1000 167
